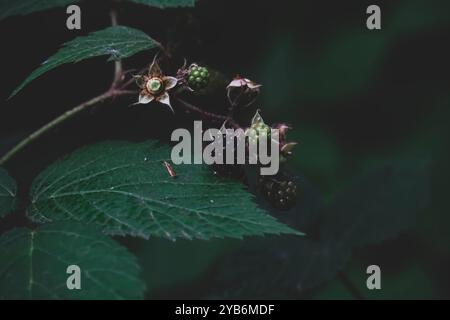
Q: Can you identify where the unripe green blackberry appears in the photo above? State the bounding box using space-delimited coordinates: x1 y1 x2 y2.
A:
247 122 271 145
259 175 298 209
188 66 210 90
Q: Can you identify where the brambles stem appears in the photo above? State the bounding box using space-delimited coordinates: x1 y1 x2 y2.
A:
0 90 135 165
0 9 133 166
110 9 123 87
0 7 241 165
176 98 241 129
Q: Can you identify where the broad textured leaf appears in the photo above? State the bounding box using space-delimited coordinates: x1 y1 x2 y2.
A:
0 222 145 299
0 168 17 218
28 140 301 240
0 0 80 21
11 26 159 97
321 159 432 248
129 0 195 9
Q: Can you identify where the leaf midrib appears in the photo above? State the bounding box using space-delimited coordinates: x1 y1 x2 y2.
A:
0 181 14 197
44 188 280 229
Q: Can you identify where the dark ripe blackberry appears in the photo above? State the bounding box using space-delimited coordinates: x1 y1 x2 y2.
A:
259 175 298 209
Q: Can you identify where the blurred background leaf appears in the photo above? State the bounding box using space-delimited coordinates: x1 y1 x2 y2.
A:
320 158 431 249
132 238 236 298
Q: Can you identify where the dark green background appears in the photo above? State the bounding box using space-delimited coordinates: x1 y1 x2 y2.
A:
0 0 448 299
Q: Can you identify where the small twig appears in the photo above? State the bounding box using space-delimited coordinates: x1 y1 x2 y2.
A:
110 8 118 26
112 62 123 88
110 9 123 88
176 98 241 129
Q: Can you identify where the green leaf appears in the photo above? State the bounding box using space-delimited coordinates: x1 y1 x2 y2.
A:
129 0 196 9
28 140 301 240
0 0 195 21
0 222 145 299
321 159 432 248
10 26 159 98
0 0 80 21
0 168 17 218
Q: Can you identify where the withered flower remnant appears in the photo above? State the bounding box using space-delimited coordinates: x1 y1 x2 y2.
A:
227 75 262 107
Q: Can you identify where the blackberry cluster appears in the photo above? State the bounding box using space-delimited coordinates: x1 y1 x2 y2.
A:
259 174 298 209
188 66 210 90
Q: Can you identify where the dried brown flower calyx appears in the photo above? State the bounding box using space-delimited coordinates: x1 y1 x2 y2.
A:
134 60 178 112
227 75 262 107
227 76 262 91
273 123 297 162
